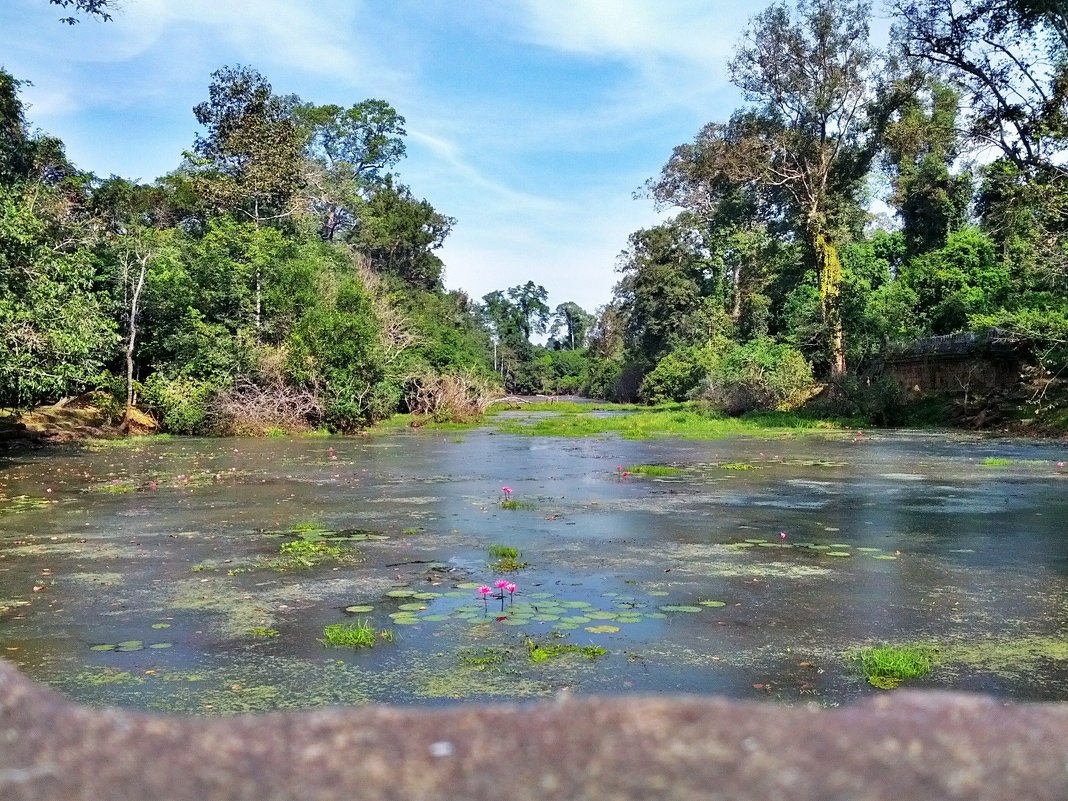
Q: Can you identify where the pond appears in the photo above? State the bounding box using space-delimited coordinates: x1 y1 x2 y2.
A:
1 420 1067 714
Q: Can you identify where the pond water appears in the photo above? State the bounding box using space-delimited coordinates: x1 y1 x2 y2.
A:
1 420 1067 714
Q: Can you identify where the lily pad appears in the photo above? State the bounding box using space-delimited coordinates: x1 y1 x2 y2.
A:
585 625 620 634
699 600 727 607
871 554 898 560
455 582 480 590
151 623 171 629
386 590 417 598
647 591 670 597
413 592 442 600
90 644 117 651
826 551 851 557
148 643 173 649
345 605 375 613
421 614 451 622
857 547 882 553
398 602 428 611
585 611 619 620
659 605 703 613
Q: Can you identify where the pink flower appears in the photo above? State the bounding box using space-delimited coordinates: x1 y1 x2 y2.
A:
622 471 630 477
501 486 512 495
495 579 509 589
506 583 517 594
478 586 491 596
1059 462 1065 470
779 531 787 540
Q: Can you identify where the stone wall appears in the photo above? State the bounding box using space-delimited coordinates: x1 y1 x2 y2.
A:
2 659 1068 800
882 352 1023 396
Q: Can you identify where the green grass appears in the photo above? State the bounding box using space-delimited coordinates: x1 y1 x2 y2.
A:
526 638 608 663
852 645 936 689
488 544 527 572
320 620 391 648
493 405 850 440
290 520 327 533
268 539 345 570
487 400 643 414
625 464 684 476
982 456 1013 467
488 544 519 559
500 498 535 510
719 462 755 470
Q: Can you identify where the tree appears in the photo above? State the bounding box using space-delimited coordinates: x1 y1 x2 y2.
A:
49 0 115 24
192 65 304 227
891 0 1067 172
505 281 550 342
882 81 973 256
191 66 304 332
298 100 406 242
350 181 453 289
722 0 904 376
549 301 593 349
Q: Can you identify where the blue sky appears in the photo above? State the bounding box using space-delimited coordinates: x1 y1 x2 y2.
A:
1 0 765 314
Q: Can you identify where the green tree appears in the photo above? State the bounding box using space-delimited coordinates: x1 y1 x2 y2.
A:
548 301 593 350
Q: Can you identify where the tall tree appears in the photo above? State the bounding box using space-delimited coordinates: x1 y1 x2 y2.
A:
549 301 594 350
505 281 550 342
715 0 903 376
298 99 407 242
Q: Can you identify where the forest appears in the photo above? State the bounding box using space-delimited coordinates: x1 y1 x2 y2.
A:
2 0 1066 434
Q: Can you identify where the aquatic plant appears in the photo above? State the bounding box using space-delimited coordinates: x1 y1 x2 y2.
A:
487 544 527 571
526 638 608 663
852 645 936 689
982 457 1012 466
478 585 491 609
719 462 754 470
320 620 388 648
458 647 509 671
249 627 279 637
625 464 683 476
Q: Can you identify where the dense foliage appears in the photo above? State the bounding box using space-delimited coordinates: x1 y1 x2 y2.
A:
5 0 1068 428
0 65 498 431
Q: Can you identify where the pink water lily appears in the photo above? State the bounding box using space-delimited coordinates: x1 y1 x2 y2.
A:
506 582 517 594
478 585 491 596
495 579 509 589
501 486 512 495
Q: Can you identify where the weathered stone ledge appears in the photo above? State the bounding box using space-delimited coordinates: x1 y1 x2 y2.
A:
2 659 1067 800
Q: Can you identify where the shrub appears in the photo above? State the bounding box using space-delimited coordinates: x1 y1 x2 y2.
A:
141 373 220 434
698 340 814 415
640 346 717 404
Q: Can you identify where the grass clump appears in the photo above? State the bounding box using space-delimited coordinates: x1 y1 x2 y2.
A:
488 544 527 572
625 464 684 476
526 638 608 663
853 644 936 689
268 539 344 570
249 627 279 637
982 456 1012 467
320 620 391 648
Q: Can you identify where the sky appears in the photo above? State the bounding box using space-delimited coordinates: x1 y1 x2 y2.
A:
1 0 776 314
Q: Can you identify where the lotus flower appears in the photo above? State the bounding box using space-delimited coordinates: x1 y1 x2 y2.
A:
478 585 491 596
495 579 509 589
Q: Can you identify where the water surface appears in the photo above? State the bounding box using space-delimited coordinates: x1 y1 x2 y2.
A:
1 424 1066 713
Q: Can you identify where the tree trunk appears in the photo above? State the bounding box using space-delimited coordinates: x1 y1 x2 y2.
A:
813 229 846 377
731 262 743 326
125 255 148 415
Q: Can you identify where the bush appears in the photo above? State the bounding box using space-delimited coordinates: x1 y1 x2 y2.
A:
639 346 717 404
698 340 814 415
404 370 498 422
141 373 220 434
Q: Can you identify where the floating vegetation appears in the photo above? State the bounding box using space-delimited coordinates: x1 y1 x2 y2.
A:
659 605 703 613
526 638 608 663
345 605 375 613
982 457 1012 467
699 600 727 607
719 463 754 471
401 528 423 535
89 640 162 653
500 499 536 510
488 544 528 572
851 645 936 689
459 647 509 671
625 464 684 476
249 627 279 637
0 495 53 514
584 625 620 634
321 620 390 649
267 540 344 571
